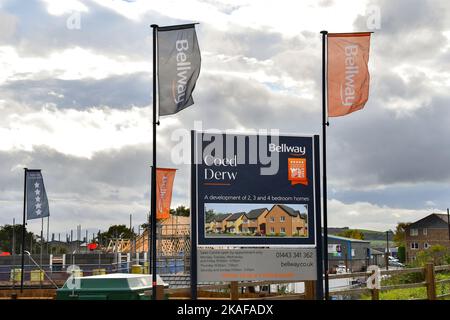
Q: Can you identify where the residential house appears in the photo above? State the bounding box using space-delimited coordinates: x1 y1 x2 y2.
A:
242 208 269 235
225 212 245 234
405 213 450 263
206 213 232 233
264 204 307 236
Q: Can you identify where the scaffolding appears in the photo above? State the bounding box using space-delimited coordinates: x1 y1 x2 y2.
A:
120 215 190 256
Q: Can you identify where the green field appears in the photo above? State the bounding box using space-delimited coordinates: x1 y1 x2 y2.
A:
361 272 450 300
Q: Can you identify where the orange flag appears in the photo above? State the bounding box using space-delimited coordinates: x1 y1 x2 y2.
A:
327 33 371 117
156 168 176 220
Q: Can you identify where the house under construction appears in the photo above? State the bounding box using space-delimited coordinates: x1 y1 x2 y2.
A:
105 215 190 257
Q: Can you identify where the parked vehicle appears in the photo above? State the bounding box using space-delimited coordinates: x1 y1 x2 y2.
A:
389 260 405 268
388 256 399 263
336 264 349 274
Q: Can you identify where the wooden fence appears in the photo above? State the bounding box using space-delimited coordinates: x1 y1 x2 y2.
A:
166 263 450 300
328 263 450 300
166 280 311 300
2 263 449 300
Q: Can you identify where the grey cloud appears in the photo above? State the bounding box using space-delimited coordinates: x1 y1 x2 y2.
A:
181 73 320 131
1 73 152 110
354 0 450 63
329 94 450 187
199 26 316 62
0 144 176 230
332 183 450 210
2 0 156 58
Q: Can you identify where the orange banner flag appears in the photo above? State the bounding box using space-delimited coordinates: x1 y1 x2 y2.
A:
327 33 371 117
156 168 177 220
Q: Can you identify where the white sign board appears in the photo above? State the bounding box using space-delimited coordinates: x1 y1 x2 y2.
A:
198 248 317 282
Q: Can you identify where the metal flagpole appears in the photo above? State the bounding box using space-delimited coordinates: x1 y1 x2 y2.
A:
320 30 330 300
150 23 159 300
12 218 16 289
20 168 27 293
40 216 43 268
12 218 16 255
147 210 151 275
47 216 50 254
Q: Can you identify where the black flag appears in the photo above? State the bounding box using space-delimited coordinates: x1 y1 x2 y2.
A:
26 170 50 220
157 24 201 116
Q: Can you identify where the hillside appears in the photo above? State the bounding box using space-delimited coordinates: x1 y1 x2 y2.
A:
326 227 394 243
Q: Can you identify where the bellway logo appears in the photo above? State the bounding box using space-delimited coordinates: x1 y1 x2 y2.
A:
172 39 191 105
158 175 168 214
340 44 359 107
269 143 306 155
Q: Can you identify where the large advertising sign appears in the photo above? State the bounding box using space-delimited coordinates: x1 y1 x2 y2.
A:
190 131 323 292
192 131 320 246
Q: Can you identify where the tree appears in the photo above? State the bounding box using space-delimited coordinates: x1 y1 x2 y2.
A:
338 229 365 240
397 246 406 263
0 224 38 254
414 245 450 267
393 222 411 246
140 206 191 230
205 209 216 223
170 206 190 217
97 225 136 246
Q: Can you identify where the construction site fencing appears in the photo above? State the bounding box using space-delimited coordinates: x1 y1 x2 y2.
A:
0 256 190 290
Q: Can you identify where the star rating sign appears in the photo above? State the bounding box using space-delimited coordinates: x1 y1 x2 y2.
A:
34 180 42 216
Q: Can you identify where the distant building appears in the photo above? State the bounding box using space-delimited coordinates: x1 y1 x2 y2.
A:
265 204 307 237
206 213 232 233
370 248 386 268
327 234 371 272
242 208 268 234
405 213 450 263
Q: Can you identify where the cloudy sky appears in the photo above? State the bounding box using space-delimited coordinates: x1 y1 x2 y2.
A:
1 0 449 238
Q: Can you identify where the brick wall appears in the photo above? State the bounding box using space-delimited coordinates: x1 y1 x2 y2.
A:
405 227 450 263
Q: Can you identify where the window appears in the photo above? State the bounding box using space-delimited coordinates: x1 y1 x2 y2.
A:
270 227 275 233
280 216 285 222
410 242 419 250
280 227 286 233
410 228 418 236
424 243 430 249
270 217 275 222
423 228 427 236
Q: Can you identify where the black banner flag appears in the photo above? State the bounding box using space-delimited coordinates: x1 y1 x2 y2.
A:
157 24 201 116
26 170 50 220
